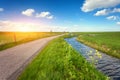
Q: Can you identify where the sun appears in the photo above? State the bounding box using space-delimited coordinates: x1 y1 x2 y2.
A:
19 26 31 32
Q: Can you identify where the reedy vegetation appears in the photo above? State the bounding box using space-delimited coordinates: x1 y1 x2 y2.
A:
0 32 61 51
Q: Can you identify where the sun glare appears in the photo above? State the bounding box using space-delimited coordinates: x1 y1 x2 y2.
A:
15 22 35 32
19 26 31 32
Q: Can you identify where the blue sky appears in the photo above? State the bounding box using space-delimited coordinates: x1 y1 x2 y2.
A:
0 0 120 32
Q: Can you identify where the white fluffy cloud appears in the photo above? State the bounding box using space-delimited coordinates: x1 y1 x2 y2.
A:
106 16 118 20
94 8 120 16
36 11 53 19
81 0 120 12
94 9 110 16
21 9 54 19
116 22 120 25
22 9 35 16
0 8 4 12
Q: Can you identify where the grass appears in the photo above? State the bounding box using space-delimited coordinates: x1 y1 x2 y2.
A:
0 32 62 51
76 32 120 58
18 36 108 80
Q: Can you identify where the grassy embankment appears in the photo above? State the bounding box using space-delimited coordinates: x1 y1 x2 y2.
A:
76 32 120 58
0 32 61 51
18 36 108 80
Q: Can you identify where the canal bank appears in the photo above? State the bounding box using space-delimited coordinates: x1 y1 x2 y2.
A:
65 37 120 80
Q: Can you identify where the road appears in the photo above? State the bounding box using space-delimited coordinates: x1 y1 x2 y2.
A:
0 35 61 80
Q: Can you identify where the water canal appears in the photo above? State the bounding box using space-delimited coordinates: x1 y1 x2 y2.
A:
65 37 120 80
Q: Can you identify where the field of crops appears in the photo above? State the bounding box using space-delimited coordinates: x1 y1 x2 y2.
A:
0 32 61 51
18 36 108 80
76 32 120 58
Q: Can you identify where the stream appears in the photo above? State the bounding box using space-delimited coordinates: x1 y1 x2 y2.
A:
65 37 120 80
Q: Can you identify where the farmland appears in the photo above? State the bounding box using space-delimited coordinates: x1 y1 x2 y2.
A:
18 36 108 80
0 32 61 51
76 32 120 58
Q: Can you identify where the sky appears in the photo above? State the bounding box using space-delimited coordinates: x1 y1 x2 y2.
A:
0 0 120 32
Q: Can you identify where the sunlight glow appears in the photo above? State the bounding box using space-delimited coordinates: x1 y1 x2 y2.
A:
18 26 32 32
15 22 34 32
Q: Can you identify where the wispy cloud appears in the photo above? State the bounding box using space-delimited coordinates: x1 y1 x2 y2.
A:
94 9 110 16
116 22 120 25
81 0 120 12
94 8 120 16
112 8 120 13
0 20 55 31
46 15 54 19
22 9 35 16
36 11 54 19
106 16 118 20
0 8 4 12
36 12 50 18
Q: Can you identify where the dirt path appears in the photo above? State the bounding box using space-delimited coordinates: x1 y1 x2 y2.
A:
0 35 61 80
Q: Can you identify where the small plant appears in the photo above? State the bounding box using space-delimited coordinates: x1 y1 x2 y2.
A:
87 50 102 65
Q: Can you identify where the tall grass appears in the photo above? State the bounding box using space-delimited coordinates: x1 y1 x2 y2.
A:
77 32 120 58
18 36 108 80
0 32 62 51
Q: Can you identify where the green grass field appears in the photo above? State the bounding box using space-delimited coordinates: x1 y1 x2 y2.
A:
0 32 61 51
18 36 108 80
76 32 120 58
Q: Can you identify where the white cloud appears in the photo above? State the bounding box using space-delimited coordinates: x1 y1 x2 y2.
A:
0 20 17 31
36 11 53 19
113 8 120 13
94 8 120 16
0 21 15 28
22 9 35 16
36 12 50 18
46 15 53 19
0 20 55 32
117 22 120 25
106 16 118 20
81 0 120 12
94 9 110 16
0 8 4 12
21 9 54 19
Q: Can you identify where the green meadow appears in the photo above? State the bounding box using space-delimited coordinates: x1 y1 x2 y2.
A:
18 36 108 80
76 32 120 58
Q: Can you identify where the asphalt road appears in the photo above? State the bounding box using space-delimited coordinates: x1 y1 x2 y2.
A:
0 35 61 80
